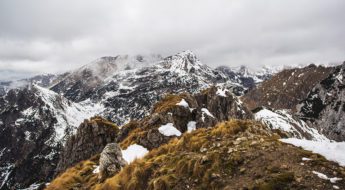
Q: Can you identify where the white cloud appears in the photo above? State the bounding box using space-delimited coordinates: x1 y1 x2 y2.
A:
0 0 344 78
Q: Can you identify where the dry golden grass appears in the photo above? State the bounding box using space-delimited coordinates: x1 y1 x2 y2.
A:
119 127 146 149
94 120 262 190
46 119 345 189
46 155 100 190
152 93 189 113
87 116 119 133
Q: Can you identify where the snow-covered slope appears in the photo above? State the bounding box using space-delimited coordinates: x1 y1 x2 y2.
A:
88 51 242 125
50 55 162 101
254 107 328 141
32 85 104 141
281 138 345 166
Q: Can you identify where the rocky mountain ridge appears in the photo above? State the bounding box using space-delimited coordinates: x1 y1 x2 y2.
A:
47 120 345 190
0 51 273 189
1 50 344 189
242 64 334 111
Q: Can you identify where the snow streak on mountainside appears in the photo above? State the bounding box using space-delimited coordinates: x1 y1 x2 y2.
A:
254 107 328 141
0 85 103 189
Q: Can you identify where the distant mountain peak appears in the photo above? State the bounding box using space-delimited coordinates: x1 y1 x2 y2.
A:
161 50 207 74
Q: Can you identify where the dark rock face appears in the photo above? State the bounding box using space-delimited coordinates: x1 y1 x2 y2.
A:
299 62 345 141
55 117 119 175
242 64 333 111
121 86 253 150
99 143 126 181
0 85 98 189
0 88 62 189
194 87 252 128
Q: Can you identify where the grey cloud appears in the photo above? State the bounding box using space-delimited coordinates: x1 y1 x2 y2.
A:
0 0 344 78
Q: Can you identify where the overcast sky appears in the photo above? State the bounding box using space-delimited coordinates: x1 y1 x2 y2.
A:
0 0 344 79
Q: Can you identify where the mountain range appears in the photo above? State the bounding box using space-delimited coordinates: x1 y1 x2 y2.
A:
0 50 344 189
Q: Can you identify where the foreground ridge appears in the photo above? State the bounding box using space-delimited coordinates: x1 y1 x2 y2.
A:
47 120 345 190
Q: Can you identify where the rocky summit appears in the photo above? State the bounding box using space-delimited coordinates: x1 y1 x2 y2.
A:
1 51 345 190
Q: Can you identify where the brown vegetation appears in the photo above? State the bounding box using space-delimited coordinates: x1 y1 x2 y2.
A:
47 155 100 190
242 64 333 111
152 93 189 114
46 119 345 190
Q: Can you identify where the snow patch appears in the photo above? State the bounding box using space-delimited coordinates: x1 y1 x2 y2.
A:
216 88 228 97
201 108 215 122
187 121 197 132
302 157 312 161
158 123 182 137
24 131 31 141
201 108 215 118
93 166 100 174
18 183 42 190
176 99 189 108
121 144 149 164
281 138 345 166
312 171 342 183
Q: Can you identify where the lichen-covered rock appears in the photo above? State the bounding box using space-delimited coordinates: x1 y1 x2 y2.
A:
99 143 126 181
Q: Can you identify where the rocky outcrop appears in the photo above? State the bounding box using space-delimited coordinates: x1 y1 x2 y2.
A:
120 86 253 150
243 64 333 111
99 143 126 181
299 62 345 141
55 117 119 175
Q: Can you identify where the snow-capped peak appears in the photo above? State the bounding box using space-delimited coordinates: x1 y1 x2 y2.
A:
75 54 163 80
161 50 204 73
